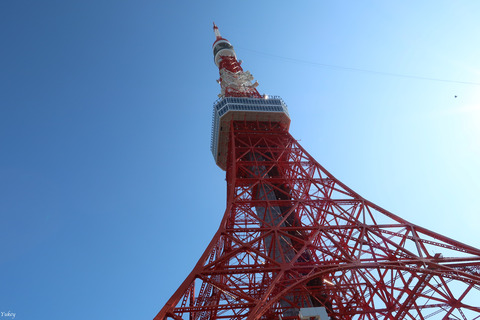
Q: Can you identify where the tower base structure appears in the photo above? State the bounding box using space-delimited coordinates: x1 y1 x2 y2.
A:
156 103 480 319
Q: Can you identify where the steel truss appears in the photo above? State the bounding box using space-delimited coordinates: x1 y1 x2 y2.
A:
155 121 480 320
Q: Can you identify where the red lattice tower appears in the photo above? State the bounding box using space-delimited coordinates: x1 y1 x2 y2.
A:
154 24 480 320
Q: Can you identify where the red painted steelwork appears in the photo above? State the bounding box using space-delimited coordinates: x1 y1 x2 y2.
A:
154 26 480 320
155 120 480 320
218 56 262 99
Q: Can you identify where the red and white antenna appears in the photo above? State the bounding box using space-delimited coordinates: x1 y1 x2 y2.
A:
212 23 261 98
213 22 221 40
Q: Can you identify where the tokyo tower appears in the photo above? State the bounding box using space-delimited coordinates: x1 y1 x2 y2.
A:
154 24 480 320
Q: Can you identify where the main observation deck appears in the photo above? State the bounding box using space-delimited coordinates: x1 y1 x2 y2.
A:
211 96 291 170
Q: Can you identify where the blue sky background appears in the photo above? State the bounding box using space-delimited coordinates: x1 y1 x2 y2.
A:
1 1 479 319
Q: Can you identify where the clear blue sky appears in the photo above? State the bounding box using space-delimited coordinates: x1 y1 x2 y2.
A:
1 1 479 319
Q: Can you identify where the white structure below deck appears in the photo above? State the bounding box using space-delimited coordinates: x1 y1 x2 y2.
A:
210 96 290 170
299 307 330 320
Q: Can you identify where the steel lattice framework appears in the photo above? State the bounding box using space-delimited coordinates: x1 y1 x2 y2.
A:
154 25 480 320
156 121 480 320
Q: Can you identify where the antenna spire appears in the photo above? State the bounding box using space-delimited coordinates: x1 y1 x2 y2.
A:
213 22 221 40
211 24 261 98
